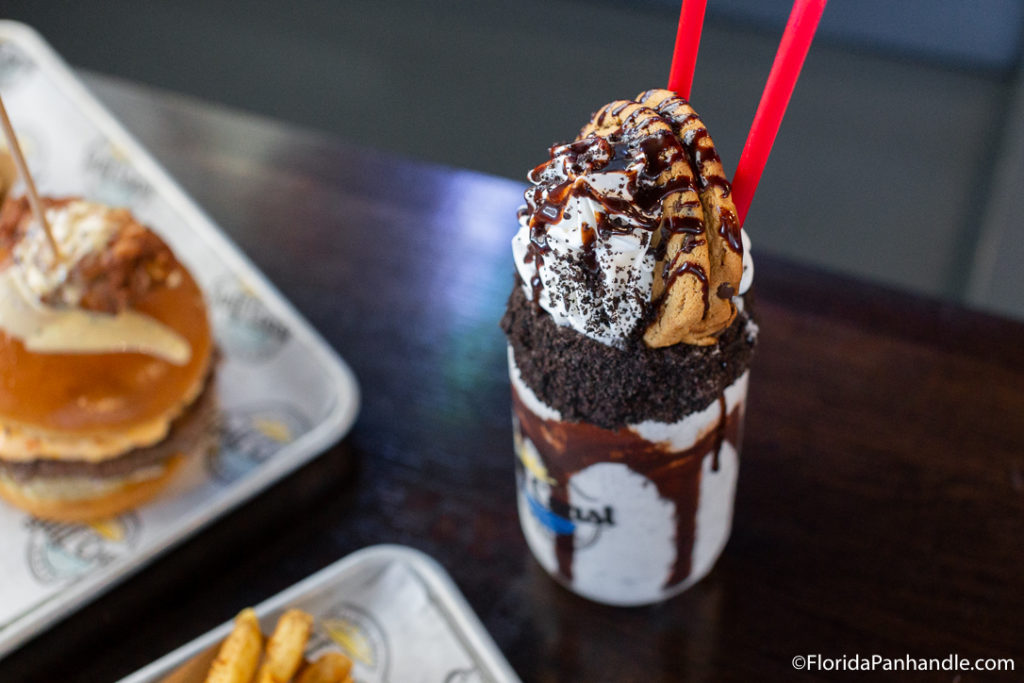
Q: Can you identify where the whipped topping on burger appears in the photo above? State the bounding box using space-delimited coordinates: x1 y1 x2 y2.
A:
12 199 123 304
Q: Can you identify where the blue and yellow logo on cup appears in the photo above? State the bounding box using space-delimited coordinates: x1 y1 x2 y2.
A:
514 427 615 547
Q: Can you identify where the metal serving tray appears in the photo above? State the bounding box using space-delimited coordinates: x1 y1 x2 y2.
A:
0 21 360 657
120 545 521 683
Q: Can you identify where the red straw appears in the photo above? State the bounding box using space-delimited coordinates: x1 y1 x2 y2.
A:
667 0 708 99
731 0 826 226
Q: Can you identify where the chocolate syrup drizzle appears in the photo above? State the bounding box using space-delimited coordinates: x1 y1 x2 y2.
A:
521 107 693 305
519 95 742 330
647 95 744 256
663 261 710 315
513 387 743 589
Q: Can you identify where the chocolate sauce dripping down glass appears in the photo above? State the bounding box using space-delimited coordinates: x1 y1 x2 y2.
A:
712 396 727 472
512 387 743 589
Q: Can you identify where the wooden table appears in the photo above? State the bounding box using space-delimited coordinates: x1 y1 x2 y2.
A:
5 76 1023 682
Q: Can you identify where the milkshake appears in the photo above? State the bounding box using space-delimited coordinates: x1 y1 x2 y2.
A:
501 89 757 606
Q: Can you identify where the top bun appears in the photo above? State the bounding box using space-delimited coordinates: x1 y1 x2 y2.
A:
0 196 213 447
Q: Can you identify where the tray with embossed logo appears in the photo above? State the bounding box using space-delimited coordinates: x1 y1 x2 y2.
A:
0 21 359 657
120 545 521 683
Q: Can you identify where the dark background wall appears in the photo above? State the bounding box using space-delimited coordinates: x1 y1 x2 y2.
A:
3 0 1024 319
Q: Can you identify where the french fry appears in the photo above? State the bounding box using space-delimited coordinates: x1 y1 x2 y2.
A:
254 609 314 683
204 608 263 683
295 652 354 683
199 607 352 683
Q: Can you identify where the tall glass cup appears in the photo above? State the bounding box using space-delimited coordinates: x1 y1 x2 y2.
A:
508 348 749 606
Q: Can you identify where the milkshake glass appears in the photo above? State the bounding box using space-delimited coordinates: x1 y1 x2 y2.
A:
501 90 757 605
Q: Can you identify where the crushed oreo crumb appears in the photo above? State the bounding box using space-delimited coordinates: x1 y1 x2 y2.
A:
501 281 756 429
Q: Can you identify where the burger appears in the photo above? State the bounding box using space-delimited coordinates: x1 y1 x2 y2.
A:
0 190 217 522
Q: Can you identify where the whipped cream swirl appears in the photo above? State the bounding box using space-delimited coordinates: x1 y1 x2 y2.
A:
512 135 752 347
512 136 667 347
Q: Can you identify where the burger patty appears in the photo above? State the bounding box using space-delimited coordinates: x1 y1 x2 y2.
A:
0 379 218 483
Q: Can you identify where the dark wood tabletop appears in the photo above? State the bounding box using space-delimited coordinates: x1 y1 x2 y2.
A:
5 75 1023 682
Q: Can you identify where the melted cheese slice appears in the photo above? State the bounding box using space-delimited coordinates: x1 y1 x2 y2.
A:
0 269 191 365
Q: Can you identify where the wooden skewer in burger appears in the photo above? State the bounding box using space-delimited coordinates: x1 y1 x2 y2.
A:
0 96 217 522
